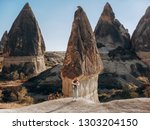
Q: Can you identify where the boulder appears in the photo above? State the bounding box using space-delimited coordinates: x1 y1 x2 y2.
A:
61 6 103 102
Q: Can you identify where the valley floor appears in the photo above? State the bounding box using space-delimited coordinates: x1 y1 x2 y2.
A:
0 98 150 113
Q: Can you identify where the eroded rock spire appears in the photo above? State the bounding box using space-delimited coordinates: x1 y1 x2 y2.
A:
61 7 103 102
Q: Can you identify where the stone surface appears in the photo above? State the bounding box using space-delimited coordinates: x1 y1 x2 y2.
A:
94 3 150 98
94 2 130 51
3 3 45 56
23 64 62 95
0 31 8 53
61 7 103 102
2 3 46 79
132 6 150 67
44 51 65 68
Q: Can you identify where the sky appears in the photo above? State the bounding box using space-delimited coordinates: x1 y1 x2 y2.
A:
0 0 150 51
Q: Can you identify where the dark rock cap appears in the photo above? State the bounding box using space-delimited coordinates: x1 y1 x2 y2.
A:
4 3 45 56
62 7 103 79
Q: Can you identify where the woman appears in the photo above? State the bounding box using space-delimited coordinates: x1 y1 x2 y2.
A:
71 79 80 101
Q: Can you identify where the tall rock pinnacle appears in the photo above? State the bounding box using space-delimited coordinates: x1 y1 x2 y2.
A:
61 7 103 102
132 6 150 67
101 2 115 22
2 3 46 80
4 2 45 56
94 3 130 51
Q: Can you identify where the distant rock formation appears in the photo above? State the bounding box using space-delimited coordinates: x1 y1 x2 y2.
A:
132 6 150 68
44 51 65 68
61 7 103 102
94 3 150 96
2 3 46 80
0 31 8 54
94 2 130 51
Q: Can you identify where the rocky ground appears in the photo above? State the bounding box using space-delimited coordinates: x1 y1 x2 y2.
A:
0 98 150 113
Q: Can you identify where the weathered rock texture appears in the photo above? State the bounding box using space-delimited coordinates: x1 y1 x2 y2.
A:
44 51 65 68
2 3 46 79
94 3 150 99
61 7 103 102
132 7 150 68
0 31 8 54
94 3 130 51
23 64 62 95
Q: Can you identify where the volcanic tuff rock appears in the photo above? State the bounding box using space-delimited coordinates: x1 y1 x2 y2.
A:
23 64 62 95
44 51 65 68
0 31 8 53
2 3 46 80
94 3 150 100
4 3 45 56
61 6 103 102
94 2 130 51
132 6 150 67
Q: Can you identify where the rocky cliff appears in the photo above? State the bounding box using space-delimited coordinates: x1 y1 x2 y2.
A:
61 6 103 102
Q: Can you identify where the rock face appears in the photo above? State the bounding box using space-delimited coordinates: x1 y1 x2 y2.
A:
2 3 46 79
0 31 8 54
94 3 150 102
23 64 62 95
61 7 103 102
44 51 65 68
132 7 150 67
94 3 130 51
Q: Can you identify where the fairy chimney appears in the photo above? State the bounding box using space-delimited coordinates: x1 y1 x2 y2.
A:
61 7 103 102
2 3 46 80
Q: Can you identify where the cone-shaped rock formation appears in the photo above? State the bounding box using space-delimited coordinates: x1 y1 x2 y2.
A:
2 3 46 80
94 2 130 51
61 7 103 102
